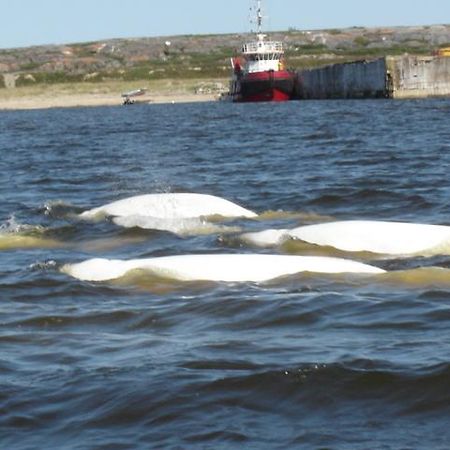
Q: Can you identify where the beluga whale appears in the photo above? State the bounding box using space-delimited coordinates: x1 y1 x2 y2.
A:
79 193 257 235
62 254 385 283
80 193 257 220
241 220 450 257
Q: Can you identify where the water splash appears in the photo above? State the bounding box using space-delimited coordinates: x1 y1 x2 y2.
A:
0 215 40 234
42 200 82 219
0 216 61 251
29 260 58 271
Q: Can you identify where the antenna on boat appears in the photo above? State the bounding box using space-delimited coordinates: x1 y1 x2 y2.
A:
256 0 263 34
249 0 264 35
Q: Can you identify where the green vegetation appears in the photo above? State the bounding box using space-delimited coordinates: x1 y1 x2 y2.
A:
292 44 329 54
343 45 431 57
15 72 84 87
353 36 370 47
285 41 434 71
10 40 434 87
19 62 42 71
109 53 230 82
0 75 5 89
0 25 445 89
70 42 103 58
327 29 343 35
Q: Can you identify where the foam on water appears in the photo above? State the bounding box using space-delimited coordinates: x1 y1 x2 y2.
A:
0 216 60 250
61 254 386 283
1 216 34 234
241 220 450 257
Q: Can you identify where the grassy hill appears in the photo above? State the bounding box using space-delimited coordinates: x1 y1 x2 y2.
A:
1 24 450 89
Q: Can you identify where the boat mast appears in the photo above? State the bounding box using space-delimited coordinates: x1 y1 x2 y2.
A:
250 0 264 36
253 0 267 42
256 0 263 34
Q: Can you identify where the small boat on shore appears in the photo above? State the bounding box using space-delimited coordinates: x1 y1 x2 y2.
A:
121 88 147 105
226 0 295 102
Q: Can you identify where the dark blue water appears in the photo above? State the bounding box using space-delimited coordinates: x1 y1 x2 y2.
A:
1 99 450 449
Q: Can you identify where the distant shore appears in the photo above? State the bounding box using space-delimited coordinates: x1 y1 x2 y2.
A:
0 92 217 110
0 78 225 110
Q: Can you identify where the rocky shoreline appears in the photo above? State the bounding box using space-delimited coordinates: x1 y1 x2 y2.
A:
1 24 449 109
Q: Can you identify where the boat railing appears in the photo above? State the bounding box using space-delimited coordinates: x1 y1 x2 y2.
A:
242 41 284 54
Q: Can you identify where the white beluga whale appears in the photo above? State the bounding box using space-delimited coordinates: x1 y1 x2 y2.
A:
79 193 256 235
80 193 257 220
62 254 385 283
241 220 450 257
111 215 241 236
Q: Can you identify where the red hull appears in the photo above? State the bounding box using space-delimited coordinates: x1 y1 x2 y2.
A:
244 70 292 81
232 70 295 103
242 88 291 102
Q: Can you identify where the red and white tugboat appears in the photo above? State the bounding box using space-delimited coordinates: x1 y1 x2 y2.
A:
228 0 295 102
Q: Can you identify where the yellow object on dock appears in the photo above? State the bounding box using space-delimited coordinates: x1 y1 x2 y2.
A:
437 47 450 57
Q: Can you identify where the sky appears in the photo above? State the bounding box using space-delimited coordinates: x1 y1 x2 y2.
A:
1 0 450 49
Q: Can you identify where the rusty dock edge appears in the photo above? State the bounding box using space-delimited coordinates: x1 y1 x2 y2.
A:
295 55 450 100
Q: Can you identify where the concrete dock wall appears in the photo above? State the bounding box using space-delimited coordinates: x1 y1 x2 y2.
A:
296 55 450 100
387 55 450 99
297 58 388 99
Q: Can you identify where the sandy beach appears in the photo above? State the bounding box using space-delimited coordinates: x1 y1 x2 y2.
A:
0 79 225 110
0 92 217 110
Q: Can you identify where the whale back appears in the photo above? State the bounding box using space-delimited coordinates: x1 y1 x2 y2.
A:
62 254 385 282
242 220 450 256
80 193 257 220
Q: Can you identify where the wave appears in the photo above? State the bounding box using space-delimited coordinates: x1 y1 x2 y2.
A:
2 358 448 450
42 200 84 219
61 254 385 283
193 361 450 415
380 267 450 288
1 215 39 234
241 220 450 257
255 210 335 222
0 216 61 251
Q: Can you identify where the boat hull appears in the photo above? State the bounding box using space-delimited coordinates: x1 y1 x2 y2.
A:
233 70 295 103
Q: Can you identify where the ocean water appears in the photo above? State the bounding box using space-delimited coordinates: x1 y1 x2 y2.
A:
1 99 450 449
